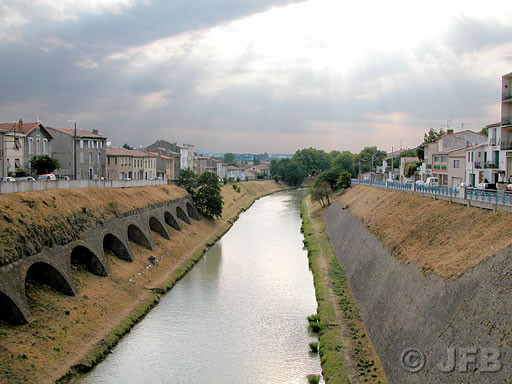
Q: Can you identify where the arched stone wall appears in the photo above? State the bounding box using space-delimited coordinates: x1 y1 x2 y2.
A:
127 223 152 250
149 217 170 239
103 233 133 261
70 245 109 276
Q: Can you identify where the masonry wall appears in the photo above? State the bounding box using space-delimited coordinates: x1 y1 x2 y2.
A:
324 202 511 383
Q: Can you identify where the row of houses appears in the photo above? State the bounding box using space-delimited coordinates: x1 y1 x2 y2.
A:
374 72 512 188
0 122 270 182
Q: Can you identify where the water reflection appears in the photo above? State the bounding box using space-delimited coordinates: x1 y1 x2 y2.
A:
78 189 321 384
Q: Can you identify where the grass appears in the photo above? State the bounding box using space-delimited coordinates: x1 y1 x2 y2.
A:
300 198 350 384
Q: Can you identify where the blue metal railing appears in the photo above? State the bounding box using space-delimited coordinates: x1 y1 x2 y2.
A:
351 179 512 207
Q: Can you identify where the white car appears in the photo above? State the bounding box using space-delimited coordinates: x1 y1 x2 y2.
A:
1 177 16 182
425 177 439 187
415 180 425 187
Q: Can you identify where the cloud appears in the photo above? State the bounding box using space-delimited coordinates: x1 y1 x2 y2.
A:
1 0 512 153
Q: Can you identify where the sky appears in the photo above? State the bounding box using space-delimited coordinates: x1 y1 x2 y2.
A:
1 0 512 153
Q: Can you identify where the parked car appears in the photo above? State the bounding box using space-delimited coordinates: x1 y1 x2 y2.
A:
425 177 439 187
37 174 57 181
476 183 497 190
404 180 414 187
415 180 425 187
1 176 16 182
16 176 36 181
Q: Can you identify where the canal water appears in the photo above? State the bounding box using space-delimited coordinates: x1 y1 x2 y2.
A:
77 189 322 384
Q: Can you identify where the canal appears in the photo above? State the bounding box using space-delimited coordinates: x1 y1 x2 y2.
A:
77 189 322 383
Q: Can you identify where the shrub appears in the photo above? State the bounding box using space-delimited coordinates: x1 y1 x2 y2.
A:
307 374 321 384
309 342 319 353
232 183 238 190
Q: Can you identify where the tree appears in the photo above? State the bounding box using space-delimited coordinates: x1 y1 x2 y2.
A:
293 148 331 176
192 171 224 219
355 147 387 174
479 126 489 137
404 160 423 178
336 171 351 189
177 169 197 193
223 152 236 165
332 151 356 177
122 143 133 150
417 128 446 159
312 179 331 206
30 155 60 175
282 160 307 186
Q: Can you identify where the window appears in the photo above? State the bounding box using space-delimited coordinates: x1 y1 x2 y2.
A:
115 157 117 165
100 141 103 149
89 152 92 164
453 160 460 168
36 138 40 154
80 152 84 163
97 153 100 163
434 156 440 163
6 159 11 169
467 152 471 162
441 156 447 163
15 159 21 168
28 138 33 154
80 140 84 149
14 137 21 149
43 139 47 154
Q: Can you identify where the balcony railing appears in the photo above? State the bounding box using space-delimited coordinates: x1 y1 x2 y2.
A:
489 138 497 146
485 162 498 169
501 141 512 150
503 92 512 101
503 118 512 126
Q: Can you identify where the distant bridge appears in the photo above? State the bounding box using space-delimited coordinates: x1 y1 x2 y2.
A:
0 197 200 324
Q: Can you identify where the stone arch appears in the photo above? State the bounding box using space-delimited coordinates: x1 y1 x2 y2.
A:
127 223 152 250
70 245 109 276
164 211 181 231
186 202 200 221
0 290 26 324
176 206 191 225
103 233 133 261
149 216 170 239
24 261 76 296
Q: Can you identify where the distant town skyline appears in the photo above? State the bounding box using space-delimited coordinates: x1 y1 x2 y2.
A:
1 0 511 153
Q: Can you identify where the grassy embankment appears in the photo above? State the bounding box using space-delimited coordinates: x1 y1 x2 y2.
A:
0 181 285 384
301 195 386 384
336 185 512 279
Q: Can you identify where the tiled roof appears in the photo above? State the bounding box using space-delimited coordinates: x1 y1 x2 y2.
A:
49 127 105 138
107 147 155 157
0 122 53 138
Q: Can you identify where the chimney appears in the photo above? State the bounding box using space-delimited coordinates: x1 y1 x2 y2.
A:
447 129 454 135
92 129 99 135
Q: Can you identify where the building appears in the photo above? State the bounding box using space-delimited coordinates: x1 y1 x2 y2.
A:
148 151 176 181
194 155 209 175
145 140 181 180
0 120 53 177
421 129 487 186
106 147 157 180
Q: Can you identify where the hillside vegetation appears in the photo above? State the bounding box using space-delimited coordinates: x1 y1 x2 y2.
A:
336 185 512 279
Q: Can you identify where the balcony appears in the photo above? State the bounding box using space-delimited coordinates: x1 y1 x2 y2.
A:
485 162 498 169
503 92 512 102
501 141 512 150
503 118 512 127
489 138 497 146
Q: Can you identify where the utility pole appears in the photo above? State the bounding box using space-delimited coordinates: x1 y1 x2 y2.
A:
73 122 77 180
391 146 394 180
